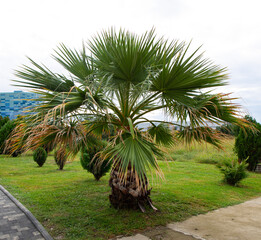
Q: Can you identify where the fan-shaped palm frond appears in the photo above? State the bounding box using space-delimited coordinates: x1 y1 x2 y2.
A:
13 58 75 92
148 123 175 146
53 43 95 84
102 132 164 187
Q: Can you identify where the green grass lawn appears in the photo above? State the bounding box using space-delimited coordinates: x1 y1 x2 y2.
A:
0 139 261 240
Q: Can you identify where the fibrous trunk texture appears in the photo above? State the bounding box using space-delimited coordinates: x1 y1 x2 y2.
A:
109 164 157 212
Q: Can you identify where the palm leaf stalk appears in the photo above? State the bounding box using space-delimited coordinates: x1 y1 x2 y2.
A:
11 28 250 211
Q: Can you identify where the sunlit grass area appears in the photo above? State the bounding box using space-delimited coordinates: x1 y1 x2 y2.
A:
164 137 236 164
0 138 260 240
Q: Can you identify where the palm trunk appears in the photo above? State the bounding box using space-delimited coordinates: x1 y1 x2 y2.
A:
109 164 158 212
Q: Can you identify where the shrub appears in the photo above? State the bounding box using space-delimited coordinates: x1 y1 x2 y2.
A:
234 115 261 171
0 116 10 129
0 120 16 154
11 150 22 157
33 147 47 167
54 149 67 170
217 159 248 186
80 141 112 181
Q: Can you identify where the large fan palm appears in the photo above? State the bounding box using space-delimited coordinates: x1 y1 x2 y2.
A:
13 28 247 211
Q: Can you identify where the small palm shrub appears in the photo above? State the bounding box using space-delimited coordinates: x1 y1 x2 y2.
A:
217 159 248 186
54 149 67 170
33 147 47 167
80 142 112 181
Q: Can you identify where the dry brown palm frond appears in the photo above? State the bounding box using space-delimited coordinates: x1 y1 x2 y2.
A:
25 120 88 157
4 121 29 155
6 117 98 160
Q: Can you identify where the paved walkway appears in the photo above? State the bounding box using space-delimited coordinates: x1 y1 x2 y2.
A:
0 185 52 240
117 197 261 240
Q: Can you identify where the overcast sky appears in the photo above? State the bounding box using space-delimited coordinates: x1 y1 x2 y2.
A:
1 0 260 122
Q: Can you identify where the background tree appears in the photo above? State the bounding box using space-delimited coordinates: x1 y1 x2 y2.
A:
0 116 10 129
12 28 249 211
234 115 261 171
0 119 16 155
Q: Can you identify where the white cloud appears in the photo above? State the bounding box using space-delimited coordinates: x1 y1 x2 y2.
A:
0 0 260 121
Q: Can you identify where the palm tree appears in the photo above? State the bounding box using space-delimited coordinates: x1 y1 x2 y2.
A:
13 28 248 211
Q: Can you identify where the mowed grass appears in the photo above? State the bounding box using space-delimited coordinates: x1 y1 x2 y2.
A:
0 138 261 240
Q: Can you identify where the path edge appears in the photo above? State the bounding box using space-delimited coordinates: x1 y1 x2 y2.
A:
0 185 53 240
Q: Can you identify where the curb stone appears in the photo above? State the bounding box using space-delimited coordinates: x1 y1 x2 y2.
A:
0 185 53 240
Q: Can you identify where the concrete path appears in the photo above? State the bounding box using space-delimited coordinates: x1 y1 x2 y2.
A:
168 197 261 240
117 197 261 240
0 185 53 240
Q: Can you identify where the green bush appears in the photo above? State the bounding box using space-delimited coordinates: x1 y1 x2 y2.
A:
0 120 16 154
80 142 112 181
0 116 10 129
217 159 248 186
234 115 261 171
54 149 67 170
33 147 47 167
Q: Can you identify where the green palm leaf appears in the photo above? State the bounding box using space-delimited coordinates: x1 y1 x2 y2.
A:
148 123 174 146
151 44 228 101
53 44 95 83
103 133 163 185
13 58 75 92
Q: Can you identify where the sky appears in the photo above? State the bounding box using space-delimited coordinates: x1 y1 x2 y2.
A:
0 0 261 122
